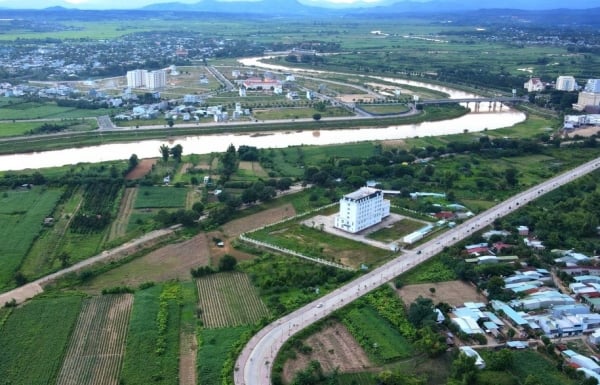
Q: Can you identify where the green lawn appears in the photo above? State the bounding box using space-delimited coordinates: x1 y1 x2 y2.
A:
0 296 83 385
135 186 188 209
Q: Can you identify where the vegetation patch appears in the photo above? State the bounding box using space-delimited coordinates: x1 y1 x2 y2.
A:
120 283 181 385
367 218 426 242
342 305 414 364
56 294 134 385
397 257 458 285
135 186 188 209
0 186 62 290
197 326 251 385
0 295 83 385
196 272 269 328
248 221 393 268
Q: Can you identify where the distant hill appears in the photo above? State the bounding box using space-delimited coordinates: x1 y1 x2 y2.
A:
141 0 600 14
142 0 320 15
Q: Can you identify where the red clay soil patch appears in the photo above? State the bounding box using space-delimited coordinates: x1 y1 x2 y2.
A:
125 158 157 180
396 280 486 307
282 322 372 383
221 204 296 238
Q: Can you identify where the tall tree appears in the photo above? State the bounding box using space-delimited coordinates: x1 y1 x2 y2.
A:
159 144 170 162
220 144 239 181
170 144 183 162
128 153 139 170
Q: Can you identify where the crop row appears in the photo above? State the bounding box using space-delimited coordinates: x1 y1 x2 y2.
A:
56 294 133 385
196 272 269 328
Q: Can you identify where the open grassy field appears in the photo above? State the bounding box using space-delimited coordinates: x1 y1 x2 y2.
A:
134 186 188 209
0 296 83 385
248 221 393 268
367 218 425 242
252 106 353 120
196 272 269 328
0 186 62 291
0 99 112 120
358 103 411 115
56 294 134 385
198 326 251 385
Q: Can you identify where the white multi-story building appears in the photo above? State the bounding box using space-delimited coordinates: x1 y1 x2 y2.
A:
145 70 166 90
334 187 390 233
126 69 147 88
585 79 600 93
574 79 600 111
556 76 578 91
126 69 166 90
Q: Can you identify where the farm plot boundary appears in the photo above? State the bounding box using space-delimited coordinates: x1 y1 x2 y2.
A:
56 294 134 385
196 272 269 328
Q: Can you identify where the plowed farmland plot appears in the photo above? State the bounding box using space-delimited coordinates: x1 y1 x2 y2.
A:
196 272 269 328
56 294 134 385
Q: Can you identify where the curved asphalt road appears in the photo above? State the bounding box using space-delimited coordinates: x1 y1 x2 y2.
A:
234 155 600 385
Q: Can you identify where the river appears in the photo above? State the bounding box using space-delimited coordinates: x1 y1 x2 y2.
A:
0 58 525 172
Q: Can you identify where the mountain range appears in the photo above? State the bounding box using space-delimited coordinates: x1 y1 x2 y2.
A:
141 0 600 13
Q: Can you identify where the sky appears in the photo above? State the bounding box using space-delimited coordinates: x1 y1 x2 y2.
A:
0 0 396 10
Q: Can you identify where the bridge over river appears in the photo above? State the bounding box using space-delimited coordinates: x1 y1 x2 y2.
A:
418 96 528 105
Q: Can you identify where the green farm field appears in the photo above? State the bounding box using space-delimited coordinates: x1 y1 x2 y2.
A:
0 296 83 385
134 186 188 209
56 294 134 385
198 326 251 385
196 272 269 328
342 306 414 364
120 283 183 385
0 187 62 291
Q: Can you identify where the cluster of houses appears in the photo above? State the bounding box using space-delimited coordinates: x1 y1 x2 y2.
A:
115 101 251 123
232 69 313 101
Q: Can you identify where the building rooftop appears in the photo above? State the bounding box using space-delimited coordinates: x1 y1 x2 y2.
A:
344 187 381 200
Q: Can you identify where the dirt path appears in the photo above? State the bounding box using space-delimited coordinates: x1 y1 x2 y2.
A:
108 187 138 241
0 226 178 306
179 331 198 385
